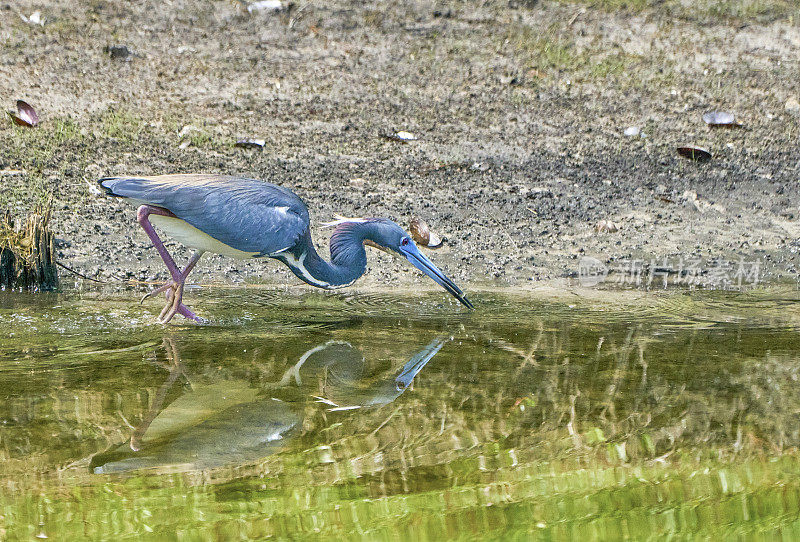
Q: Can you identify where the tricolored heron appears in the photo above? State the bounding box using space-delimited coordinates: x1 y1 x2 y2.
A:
99 174 473 323
90 336 445 473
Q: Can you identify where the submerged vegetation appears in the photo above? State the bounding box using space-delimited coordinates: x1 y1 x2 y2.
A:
2 290 800 538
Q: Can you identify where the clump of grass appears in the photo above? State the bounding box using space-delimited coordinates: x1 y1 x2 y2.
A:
1 118 88 209
0 203 58 291
552 0 798 22
189 129 212 148
506 24 581 73
51 117 82 144
505 24 639 82
701 0 798 21
550 0 653 12
100 109 145 141
589 54 635 78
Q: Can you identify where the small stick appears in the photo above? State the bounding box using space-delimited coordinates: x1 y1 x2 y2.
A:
55 261 107 283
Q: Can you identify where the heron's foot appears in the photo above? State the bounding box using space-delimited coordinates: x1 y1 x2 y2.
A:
141 281 204 324
157 285 180 323
155 283 204 324
140 280 177 304
176 303 206 324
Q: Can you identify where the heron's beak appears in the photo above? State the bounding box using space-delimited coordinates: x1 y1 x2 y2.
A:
395 338 447 391
400 242 474 309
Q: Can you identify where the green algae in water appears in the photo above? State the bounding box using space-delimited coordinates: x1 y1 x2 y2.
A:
2 288 800 539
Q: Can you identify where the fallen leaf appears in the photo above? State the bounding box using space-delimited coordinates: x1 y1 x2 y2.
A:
677 145 711 162
702 111 741 127
234 138 265 150
595 220 620 233
247 0 283 13
104 45 134 61
21 11 45 26
409 217 443 248
9 100 39 127
382 130 418 143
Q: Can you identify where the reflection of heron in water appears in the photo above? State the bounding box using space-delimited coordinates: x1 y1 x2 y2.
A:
90 336 447 474
296 338 446 410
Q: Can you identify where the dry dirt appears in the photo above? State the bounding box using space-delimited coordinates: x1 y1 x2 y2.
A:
1 0 800 296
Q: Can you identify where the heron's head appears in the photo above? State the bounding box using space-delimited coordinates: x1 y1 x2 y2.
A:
360 218 474 309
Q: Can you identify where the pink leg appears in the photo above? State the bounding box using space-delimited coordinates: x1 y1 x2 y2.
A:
157 252 205 323
137 205 205 323
131 338 187 451
137 205 182 281
175 303 201 321
141 251 203 302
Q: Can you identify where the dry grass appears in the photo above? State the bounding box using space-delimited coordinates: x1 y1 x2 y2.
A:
0 202 58 290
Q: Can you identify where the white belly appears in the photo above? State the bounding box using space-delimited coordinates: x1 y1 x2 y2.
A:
149 215 257 259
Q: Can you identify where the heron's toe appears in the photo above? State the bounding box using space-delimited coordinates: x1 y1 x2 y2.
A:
140 280 176 304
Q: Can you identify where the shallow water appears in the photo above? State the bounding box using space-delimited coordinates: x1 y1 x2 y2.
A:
3 287 800 540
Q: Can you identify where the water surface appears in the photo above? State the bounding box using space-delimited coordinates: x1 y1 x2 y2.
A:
2 287 800 540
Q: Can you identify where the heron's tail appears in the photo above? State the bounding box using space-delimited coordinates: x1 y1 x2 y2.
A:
98 177 130 197
97 176 159 200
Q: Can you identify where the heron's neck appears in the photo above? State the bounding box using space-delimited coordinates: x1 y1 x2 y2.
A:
278 223 375 289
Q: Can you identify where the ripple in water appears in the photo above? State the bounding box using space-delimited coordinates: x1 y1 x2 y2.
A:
2 287 800 539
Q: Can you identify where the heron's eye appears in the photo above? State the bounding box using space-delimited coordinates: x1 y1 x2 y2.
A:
401 237 410 247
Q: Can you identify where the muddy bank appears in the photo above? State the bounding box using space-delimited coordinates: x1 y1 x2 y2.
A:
1 0 799 293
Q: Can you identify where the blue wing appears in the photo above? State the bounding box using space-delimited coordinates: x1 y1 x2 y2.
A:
100 174 310 256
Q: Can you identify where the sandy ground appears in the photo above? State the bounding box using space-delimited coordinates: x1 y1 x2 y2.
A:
1 0 800 294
